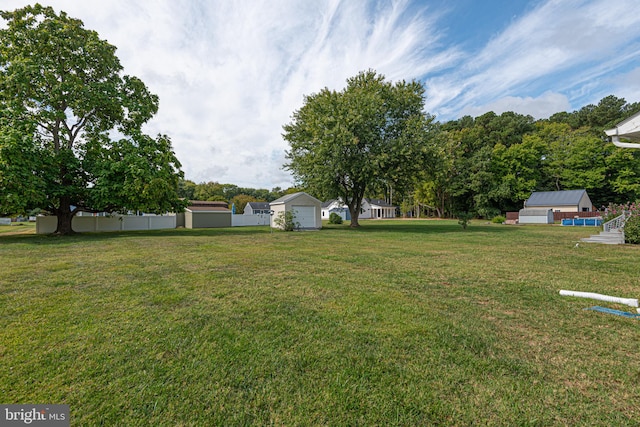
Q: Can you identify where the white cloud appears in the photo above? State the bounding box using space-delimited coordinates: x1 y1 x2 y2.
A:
3 0 457 189
426 0 640 120
2 0 640 188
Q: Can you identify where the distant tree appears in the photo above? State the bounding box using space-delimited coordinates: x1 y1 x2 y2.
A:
178 179 197 200
0 5 184 234
550 95 639 131
492 130 548 207
431 111 541 216
269 187 284 200
283 70 437 227
605 148 640 203
193 181 226 201
580 95 627 130
229 194 259 214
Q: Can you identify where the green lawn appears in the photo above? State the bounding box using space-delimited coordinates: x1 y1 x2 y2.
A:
0 222 35 235
1 220 639 425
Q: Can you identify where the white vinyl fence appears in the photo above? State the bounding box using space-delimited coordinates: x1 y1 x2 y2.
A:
231 214 270 227
36 215 177 234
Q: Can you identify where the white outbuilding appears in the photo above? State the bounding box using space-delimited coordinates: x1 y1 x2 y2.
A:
269 192 322 230
518 208 554 224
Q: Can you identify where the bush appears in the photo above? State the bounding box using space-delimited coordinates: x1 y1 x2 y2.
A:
624 215 640 244
491 215 506 224
328 212 343 224
273 211 299 231
457 212 472 230
603 201 640 223
477 207 500 220
604 201 640 244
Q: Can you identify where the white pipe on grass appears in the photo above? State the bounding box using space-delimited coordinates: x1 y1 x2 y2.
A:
559 290 639 308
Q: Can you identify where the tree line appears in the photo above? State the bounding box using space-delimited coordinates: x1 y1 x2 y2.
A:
408 95 640 219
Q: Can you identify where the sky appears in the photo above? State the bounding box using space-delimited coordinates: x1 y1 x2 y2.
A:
3 0 640 189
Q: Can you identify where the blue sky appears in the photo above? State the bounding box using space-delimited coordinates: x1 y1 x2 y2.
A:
3 0 640 189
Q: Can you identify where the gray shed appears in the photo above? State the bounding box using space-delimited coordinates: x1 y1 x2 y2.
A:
184 201 231 228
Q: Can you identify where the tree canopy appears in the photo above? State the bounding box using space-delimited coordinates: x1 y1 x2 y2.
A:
410 97 640 218
283 70 437 226
0 4 185 233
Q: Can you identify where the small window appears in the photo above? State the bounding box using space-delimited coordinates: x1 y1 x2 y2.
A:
582 207 589 212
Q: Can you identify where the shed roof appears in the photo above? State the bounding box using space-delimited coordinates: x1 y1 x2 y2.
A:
270 191 320 205
186 200 230 212
525 190 587 207
186 206 230 212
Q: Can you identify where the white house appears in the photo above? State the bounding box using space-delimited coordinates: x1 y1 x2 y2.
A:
321 198 397 221
244 202 270 215
321 200 351 221
361 198 396 219
270 192 322 230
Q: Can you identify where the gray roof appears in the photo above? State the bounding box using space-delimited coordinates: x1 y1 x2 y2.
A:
525 190 587 207
366 198 395 208
270 191 320 205
246 202 270 210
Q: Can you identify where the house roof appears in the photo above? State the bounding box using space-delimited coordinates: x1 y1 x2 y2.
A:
246 202 270 210
606 111 640 141
322 198 396 208
366 198 395 208
525 190 587 207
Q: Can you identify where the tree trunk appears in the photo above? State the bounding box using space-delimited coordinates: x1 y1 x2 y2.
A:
54 198 76 235
345 185 365 228
348 196 364 228
349 205 360 227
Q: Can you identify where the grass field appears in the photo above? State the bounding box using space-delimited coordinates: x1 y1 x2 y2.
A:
1 220 639 425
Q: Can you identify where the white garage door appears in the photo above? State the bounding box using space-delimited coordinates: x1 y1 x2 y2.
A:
292 205 316 228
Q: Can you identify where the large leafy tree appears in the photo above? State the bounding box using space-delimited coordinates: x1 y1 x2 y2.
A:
0 4 185 234
283 70 437 227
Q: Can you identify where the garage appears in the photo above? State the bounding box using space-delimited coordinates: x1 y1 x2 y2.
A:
269 192 322 230
292 205 316 229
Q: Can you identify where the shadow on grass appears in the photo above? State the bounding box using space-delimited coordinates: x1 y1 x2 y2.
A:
322 219 518 235
0 225 275 245
0 220 519 245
